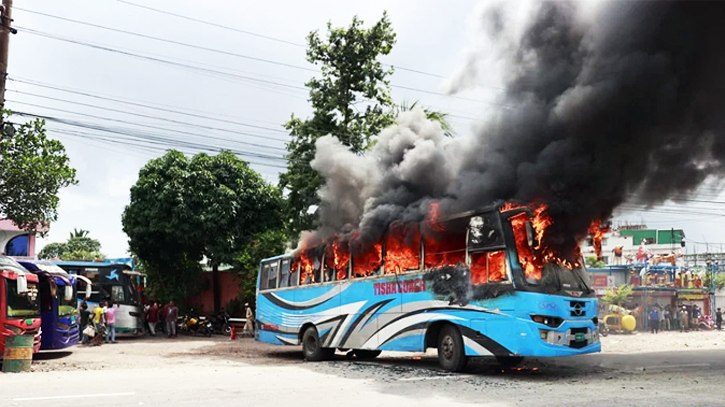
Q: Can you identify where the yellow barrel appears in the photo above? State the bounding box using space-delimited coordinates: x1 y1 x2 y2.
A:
622 315 637 331
2 335 34 373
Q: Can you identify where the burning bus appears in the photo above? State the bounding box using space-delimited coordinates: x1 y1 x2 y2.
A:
255 202 601 372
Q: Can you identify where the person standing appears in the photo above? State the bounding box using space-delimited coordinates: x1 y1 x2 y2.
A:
244 303 254 337
649 307 660 334
680 306 689 332
79 301 91 344
166 301 178 338
662 306 671 331
105 302 119 343
91 301 106 346
717 308 723 331
692 305 701 330
147 302 160 336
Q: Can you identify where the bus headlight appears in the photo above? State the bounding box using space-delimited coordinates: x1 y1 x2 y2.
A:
531 315 564 328
3 324 24 335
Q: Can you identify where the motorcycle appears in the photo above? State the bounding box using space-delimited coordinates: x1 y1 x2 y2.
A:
179 315 212 337
598 321 610 337
207 312 232 335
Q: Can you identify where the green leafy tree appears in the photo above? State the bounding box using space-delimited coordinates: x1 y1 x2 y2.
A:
233 229 287 304
69 228 89 239
585 255 606 269
123 150 283 312
0 112 77 231
394 101 453 137
602 284 634 307
38 231 104 260
279 13 397 239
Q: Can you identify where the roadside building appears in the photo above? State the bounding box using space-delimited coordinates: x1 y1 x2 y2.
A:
0 219 45 259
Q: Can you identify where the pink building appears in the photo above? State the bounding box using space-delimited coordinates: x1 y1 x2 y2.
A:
0 219 45 259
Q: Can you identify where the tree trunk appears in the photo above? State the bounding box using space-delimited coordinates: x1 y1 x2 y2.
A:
212 262 221 314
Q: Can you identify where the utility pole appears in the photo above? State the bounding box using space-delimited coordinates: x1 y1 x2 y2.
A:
0 0 14 110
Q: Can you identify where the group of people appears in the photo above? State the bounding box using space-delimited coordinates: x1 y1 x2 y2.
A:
143 301 179 338
79 300 119 345
647 304 707 333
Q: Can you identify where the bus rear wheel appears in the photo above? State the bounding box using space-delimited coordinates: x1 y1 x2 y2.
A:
437 324 468 372
353 349 381 359
302 326 334 362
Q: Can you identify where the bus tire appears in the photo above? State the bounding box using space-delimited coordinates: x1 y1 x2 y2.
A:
302 326 334 362
437 324 468 372
496 356 524 367
353 349 381 359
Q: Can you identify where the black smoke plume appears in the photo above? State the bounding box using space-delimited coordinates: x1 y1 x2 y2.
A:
303 1 725 257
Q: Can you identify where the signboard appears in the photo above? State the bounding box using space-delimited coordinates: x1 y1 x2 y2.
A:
592 275 608 287
679 294 706 300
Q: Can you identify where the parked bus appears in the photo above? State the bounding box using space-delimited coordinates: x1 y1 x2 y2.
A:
18 260 92 350
54 261 144 334
0 256 42 356
255 204 600 371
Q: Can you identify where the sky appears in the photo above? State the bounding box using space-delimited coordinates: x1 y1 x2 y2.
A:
6 0 725 258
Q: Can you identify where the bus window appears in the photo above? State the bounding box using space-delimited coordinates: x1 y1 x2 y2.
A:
468 213 504 250
110 285 126 303
385 222 420 274
470 250 509 284
299 249 322 285
324 240 350 282
289 262 299 287
268 260 279 289
279 258 291 288
351 241 382 278
424 225 467 269
260 263 271 290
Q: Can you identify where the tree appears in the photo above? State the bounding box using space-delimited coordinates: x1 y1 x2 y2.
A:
233 229 287 304
69 228 89 239
0 112 77 232
585 255 605 269
602 284 634 307
38 230 104 260
394 101 453 137
123 150 283 312
279 13 397 239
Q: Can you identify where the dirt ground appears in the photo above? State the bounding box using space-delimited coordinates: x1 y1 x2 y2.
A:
24 328 725 373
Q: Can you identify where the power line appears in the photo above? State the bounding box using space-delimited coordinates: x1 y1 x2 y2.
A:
115 0 306 48
7 103 290 160
15 21 504 107
8 87 291 140
113 0 451 80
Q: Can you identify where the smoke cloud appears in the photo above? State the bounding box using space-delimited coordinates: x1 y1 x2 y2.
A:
305 1 725 255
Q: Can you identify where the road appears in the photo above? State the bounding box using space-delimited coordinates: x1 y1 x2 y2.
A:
2 333 725 407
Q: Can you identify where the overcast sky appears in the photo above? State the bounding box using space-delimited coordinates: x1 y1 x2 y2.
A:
7 0 725 258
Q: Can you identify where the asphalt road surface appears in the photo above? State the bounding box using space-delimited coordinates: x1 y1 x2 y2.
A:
2 334 725 407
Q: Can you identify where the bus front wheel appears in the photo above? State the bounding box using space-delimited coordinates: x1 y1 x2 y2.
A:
437 324 468 372
302 326 334 362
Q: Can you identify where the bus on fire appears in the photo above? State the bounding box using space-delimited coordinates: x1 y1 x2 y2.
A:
255 203 600 372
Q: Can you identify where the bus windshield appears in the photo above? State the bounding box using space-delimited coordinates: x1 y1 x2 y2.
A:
6 279 40 318
528 262 593 293
58 284 78 316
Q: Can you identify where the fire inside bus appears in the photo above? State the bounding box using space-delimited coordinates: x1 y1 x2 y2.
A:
255 204 600 371
0 256 42 357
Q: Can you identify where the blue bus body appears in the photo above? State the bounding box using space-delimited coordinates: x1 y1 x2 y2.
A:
256 206 601 368
54 260 144 334
18 261 80 350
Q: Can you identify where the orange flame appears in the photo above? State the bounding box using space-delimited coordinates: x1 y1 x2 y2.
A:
587 220 609 261
384 222 421 274
324 238 350 280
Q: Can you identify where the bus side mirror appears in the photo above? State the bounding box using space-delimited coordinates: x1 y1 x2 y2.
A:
16 274 28 294
64 285 73 302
